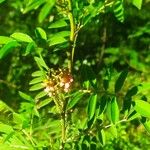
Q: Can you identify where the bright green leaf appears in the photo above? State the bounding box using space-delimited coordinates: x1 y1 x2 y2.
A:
29 77 44 85
11 32 33 43
31 70 46 77
132 0 142 9
35 91 47 99
0 40 19 59
35 27 47 40
34 55 49 71
29 83 45 91
19 91 34 102
48 19 68 29
49 35 67 46
88 94 97 120
0 36 14 45
23 0 46 13
37 98 52 109
134 100 150 118
38 0 55 23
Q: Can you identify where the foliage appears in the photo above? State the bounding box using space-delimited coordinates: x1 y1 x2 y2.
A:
0 0 150 149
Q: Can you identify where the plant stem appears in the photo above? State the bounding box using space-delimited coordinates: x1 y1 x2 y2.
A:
66 0 76 72
60 101 67 150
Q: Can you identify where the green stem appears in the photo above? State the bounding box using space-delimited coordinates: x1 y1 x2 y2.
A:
60 100 67 150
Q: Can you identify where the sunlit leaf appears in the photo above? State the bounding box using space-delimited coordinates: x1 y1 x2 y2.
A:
133 100 150 118
37 98 52 109
34 55 49 71
35 27 47 40
31 70 46 77
19 91 34 102
88 94 97 120
35 91 47 99
23 0 46 13
48 19 68 29
0 36 14 44
48 35 67 46
132 0 143 9
11 32 33 43
0 40 19 59
113 0 124 22
107 97 119 124
38 0 55 23
29 83 45 91
29 76 44 85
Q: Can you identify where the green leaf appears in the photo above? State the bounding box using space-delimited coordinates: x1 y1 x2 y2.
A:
19 91 34 102
99 95 107 115
29 83 45 91
48 19 68 29
88 94 97 120
122 86 139 112
98 129 106 146
35 91 47 99
38 0 55 23
29 76 44 85
35 27 47 40
133 100 150 118
0 36 14 44
141 118 150 134
11 32 33 43
127 110 140 121
115 69 128 93
132 0 142 9
0 40 19 59
37 98 52 109
0 123 14 133
107 97 119 124
31 70 46 77
23 0 46 13
113 0 124 22
67 92 84 110
34 55 49 70
24 42 36 56
48 35 67 46
0 0 5 3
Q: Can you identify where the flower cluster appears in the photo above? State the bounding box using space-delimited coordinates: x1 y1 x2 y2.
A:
43 68 73 97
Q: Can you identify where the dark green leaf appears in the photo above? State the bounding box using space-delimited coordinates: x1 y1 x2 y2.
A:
24 42 36 56
98 129 106 146
67 92 84 110
115 69 128 93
